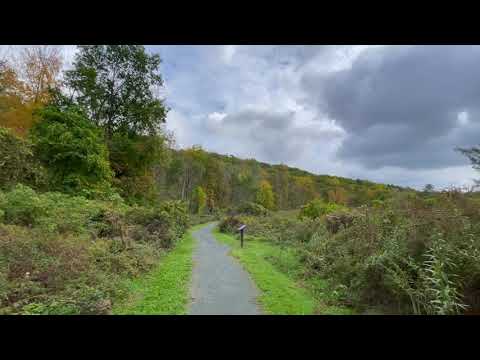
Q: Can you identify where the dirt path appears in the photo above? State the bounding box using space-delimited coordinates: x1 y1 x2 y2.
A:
189 223 261 315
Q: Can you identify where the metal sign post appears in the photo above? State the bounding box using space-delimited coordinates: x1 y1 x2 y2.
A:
238 224 246 248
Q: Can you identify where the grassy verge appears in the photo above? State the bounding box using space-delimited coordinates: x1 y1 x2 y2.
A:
213 228 353 315
112 224 206 315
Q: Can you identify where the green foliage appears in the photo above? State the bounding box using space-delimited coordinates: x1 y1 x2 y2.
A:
234 190 480 314
236 201 268 216
0 184 126 233
0 223 161 314
299 199 346 220
256 180 275 210
191 186 207 214
162 147 406 212
109 133 168 177
127 200 189 249
315 193 479 313
219 216 243 234
0 185 190 314
65 45 168 138
108 133 169 204
30 106 113 195
0 127 46 190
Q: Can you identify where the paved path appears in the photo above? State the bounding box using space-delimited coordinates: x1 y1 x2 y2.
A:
189 223 261 315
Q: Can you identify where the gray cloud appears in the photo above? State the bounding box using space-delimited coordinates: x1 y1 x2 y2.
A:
203 109 343 164
144 45 480 189
4 45 478 188
302 45 480 170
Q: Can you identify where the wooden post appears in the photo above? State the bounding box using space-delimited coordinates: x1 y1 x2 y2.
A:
238 224 246 248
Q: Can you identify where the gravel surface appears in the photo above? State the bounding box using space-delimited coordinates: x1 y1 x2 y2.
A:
189 223 261 315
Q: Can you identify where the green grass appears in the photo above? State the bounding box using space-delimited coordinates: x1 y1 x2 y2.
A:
112 224 206 315
213 229 353 315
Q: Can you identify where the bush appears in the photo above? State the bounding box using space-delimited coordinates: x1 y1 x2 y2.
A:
0 184 127 234
240 190 480 314
0 221 160 314
300 192 480 314
126 200 189 248
299 199 347 220
236 201 268 216
30 106 113 195
0 126 46 190
325 209 363 234
0 183 179 314
219 216 243 234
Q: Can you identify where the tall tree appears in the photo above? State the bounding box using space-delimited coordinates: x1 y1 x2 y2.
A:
327 187 349 205
18 46 63 104
0 47 63 137
457 146 480 189
290 176 316 207
273 164 289 209
191 186 207 214
65 45 168 138
256 179 275 210
178 146 207 201
204 157 228 210
423 183 435 193
0 61 35 137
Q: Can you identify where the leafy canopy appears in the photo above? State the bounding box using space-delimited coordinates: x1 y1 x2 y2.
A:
65 45 168 137
30 106 113 195
256 180 275 210
299 198 347 220
0 127 45 190
191 186 207 214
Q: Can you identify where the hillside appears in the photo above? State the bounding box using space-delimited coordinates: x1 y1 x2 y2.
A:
157 146 411 212
2 45 480 316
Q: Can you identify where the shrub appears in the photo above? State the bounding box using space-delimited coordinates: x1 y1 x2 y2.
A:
0 220 160 314
325 209 363 234
241 190 480 314
236 201 268 216
300 193 480 314
30 106 113 195
219 216 243 234
299 199 347 220
126 200 189 248
0 184 127 234
0 126 46 190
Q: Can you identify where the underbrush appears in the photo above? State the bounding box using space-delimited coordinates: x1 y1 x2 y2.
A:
0 184 189 314
219 190 480 314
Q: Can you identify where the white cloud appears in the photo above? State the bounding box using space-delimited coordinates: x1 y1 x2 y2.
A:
4 44 477 190
222 45 237 64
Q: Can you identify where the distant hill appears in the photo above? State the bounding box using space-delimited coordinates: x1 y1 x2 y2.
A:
159 146 411 210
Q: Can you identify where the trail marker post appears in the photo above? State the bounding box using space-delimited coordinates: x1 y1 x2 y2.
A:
238 224 246 248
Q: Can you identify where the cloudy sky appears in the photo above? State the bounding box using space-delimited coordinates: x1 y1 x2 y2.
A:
11 45 480 190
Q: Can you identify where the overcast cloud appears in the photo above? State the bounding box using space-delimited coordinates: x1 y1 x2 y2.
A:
5 45 480 190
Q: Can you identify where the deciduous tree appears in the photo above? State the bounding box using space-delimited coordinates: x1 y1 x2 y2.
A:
30 106 113 195
256 179 275 210
65 45 168 138
191 186 207 214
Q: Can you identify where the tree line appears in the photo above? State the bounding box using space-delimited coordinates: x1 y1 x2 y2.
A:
1 45 410 213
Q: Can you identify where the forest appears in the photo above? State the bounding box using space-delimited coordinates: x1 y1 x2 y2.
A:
1 45 480 315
